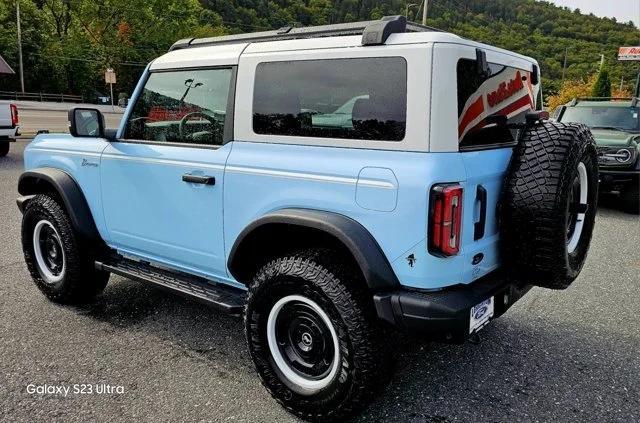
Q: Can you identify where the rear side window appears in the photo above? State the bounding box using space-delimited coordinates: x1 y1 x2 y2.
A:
253 57 407 142
457 59 537 149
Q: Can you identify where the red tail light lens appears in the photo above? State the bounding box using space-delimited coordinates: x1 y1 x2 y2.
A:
429 184 463 256
10 104 18 127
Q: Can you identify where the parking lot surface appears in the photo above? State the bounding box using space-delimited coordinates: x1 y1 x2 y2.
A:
0 139 638 422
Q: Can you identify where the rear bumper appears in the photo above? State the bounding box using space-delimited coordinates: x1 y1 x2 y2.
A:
0 126 19 140
374 272 532 343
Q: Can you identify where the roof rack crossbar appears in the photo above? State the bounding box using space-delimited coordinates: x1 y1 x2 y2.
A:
169 16 440 51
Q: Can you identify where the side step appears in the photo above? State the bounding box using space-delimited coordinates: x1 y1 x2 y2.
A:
95 256 246 315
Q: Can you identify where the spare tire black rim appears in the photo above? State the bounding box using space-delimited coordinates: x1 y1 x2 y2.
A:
567 162 588 254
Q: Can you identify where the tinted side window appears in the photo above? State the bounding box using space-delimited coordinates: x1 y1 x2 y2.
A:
253 58 407 141
457 59 536 148
125 68 232 146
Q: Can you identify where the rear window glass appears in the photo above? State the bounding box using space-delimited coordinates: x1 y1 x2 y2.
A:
457 59 537 148
253 57 407 142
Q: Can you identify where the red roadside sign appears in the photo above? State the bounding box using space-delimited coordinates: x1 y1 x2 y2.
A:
618 47 640 61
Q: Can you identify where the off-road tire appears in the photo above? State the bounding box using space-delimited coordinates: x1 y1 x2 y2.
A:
620 183 639 214
501 122 598 290
0 141 9 157
245 249 389 422
22 194 109 303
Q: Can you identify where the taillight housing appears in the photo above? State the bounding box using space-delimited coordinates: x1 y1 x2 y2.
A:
9 104 18 127
429 184 463 256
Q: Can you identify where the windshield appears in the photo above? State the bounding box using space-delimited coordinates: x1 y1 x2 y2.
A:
560 106 640 132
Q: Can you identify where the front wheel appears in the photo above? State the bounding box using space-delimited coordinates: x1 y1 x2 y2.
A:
245 250 389 422
0 141 9 157
22 194 109 303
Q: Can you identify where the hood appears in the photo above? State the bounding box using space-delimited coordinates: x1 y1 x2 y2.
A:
590 129 639 148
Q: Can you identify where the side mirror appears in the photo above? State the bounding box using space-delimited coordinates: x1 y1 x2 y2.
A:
68 108 105 138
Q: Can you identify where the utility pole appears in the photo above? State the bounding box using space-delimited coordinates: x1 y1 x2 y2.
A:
562 47 568 82
16 0 25 92
422 0 428 25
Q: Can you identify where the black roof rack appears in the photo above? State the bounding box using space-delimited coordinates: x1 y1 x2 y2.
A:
169 15 441 51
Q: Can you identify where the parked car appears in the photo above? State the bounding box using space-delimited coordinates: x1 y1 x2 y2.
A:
16 16 598 422
0 101 19 156
554 97 639 213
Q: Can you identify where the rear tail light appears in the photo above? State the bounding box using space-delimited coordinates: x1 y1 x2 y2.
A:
429 184 463 256
10 104 18 127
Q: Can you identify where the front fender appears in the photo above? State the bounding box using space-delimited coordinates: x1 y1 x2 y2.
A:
18 167 101 242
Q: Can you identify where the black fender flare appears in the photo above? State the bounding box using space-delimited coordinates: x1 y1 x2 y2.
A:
227 208 400 291
18 167 101 242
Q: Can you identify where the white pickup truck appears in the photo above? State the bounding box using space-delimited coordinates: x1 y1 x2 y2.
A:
0 101 19 157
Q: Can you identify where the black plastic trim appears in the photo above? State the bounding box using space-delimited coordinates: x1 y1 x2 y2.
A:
169 17 439 51
474 185 487 240
16 195 34 213
18 168 101 241
227 208 400 290
361 15 407 46
96 256 246 315
182 174 215 185
374 272 532 343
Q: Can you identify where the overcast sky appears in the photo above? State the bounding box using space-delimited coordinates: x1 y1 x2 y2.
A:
548 0 640 27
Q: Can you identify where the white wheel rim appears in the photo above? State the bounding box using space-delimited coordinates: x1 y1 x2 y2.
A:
33 220 65 284
266 295 340 395
567 162 588 254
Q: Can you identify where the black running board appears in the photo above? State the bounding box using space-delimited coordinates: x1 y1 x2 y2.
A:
95 256 246 315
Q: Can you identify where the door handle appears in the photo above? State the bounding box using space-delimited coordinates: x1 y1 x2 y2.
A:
474 185 487 241
182 174 215 185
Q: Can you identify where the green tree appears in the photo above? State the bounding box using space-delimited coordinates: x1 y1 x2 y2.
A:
591 64 612 98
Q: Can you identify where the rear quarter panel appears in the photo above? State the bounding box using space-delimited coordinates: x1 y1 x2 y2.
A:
224 142 471 290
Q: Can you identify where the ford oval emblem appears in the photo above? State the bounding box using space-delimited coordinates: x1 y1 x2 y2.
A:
474 306 488 320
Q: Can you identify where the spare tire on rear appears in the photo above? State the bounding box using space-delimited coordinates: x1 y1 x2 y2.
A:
501 121 598 290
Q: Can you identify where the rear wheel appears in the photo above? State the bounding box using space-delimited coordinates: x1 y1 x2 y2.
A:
245 250 388 422
0 140 9 157
22 194 109 303
502 122 599 290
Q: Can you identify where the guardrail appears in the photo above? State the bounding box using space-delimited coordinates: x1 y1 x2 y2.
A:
0 91 84 103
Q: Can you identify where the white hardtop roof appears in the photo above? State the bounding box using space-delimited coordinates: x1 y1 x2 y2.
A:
150 31 537 71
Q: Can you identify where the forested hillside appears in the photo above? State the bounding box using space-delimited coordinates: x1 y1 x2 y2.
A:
0 0 638 100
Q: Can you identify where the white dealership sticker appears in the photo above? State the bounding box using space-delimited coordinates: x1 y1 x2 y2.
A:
469 297 494 334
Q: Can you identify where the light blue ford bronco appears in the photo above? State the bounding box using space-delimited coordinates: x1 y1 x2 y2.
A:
17 17 599 422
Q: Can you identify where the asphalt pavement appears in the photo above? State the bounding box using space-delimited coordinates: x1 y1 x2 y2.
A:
0 139 638 422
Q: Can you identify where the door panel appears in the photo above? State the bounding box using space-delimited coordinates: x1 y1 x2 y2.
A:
101 66 235 280
101 142 231 278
